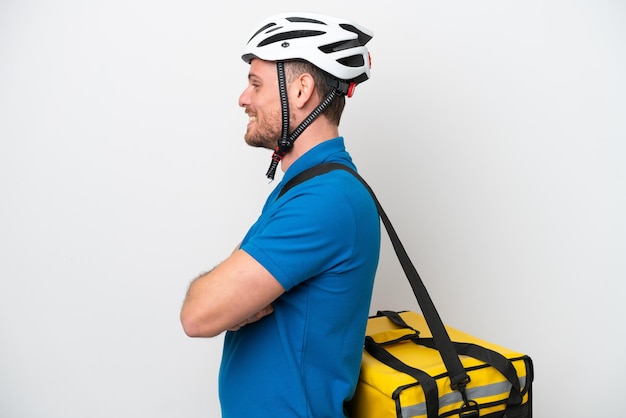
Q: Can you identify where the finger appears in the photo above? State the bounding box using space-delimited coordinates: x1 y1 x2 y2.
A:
254 305 274 320
229 305 274 331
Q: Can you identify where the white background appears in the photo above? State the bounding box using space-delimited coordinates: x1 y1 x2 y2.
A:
1 1 624 417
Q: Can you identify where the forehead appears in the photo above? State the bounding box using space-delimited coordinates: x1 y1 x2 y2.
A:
248 58 277 80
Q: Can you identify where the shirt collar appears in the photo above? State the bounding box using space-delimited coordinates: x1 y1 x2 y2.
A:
280 137 347 185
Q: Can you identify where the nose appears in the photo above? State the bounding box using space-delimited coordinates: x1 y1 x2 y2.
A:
238 86 251 108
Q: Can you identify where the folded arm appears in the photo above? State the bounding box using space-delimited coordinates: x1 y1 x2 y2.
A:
180 249 285 337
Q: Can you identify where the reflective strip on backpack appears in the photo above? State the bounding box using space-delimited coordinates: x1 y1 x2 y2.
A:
400 376 527 418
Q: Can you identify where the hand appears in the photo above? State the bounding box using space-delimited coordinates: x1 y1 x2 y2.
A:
228 305 274 331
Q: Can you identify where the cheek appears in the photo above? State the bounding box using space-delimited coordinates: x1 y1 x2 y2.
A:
267 107 283 126
258 101 280 121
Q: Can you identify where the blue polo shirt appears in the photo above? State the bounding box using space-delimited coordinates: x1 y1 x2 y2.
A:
219 137 381 417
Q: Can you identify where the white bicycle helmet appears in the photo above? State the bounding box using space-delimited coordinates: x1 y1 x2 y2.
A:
242 12 373 85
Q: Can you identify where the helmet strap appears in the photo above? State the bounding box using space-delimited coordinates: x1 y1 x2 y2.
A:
266 61 293 181
265 62 345 181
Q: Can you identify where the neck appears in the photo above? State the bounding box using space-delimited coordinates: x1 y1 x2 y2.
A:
279 121 339 173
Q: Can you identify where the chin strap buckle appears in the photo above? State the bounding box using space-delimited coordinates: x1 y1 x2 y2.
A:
266 139 292 181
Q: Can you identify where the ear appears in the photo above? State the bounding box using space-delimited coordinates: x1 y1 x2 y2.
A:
289 73 316 110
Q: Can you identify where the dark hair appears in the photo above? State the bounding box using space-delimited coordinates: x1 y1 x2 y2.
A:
285 60 346 126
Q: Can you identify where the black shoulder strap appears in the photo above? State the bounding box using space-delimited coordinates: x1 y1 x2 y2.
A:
277 162 350 199
277 162 472 392
364 336 440 418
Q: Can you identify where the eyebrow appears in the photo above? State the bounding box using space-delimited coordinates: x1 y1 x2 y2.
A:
248 72 262 83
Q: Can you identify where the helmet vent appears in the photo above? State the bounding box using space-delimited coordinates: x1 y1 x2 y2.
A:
339 23 373 46
286 17 327 25
258 30 326 47
318 39 362 53
337 54 365 68
248 23 277 43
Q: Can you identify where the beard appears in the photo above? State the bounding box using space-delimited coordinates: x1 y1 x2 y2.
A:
245 126 280 150
244 107 281 150
244 106 297 150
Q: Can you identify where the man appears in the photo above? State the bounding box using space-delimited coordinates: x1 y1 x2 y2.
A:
181 12 380 417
